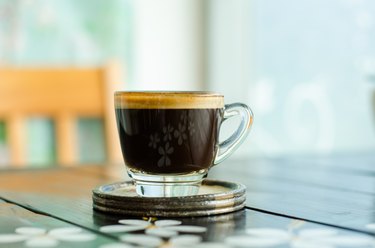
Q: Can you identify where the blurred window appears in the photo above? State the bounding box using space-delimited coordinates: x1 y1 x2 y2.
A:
207 0 375 157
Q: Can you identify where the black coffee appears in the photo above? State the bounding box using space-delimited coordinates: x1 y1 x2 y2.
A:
116 108 223 174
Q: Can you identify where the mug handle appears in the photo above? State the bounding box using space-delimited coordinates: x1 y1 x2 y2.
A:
214 103 254 165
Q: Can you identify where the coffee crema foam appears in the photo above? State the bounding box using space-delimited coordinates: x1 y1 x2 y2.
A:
115 91 224 109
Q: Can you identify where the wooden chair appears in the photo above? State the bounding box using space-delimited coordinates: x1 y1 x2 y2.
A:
0 62 124 167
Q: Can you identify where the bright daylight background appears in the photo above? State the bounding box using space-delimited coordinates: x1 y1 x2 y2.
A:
0 0 375 166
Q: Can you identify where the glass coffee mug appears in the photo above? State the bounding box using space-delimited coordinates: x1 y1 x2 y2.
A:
115 91 253 197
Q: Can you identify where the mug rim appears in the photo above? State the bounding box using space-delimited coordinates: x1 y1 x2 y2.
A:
114 91 224 109
115 91 223 97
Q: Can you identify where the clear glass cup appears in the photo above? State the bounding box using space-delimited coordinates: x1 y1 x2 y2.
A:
115 91 253 197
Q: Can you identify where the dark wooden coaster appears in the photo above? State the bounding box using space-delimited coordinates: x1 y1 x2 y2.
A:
92 179 246 217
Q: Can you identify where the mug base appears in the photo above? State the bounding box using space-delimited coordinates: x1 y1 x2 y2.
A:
127 169 207 197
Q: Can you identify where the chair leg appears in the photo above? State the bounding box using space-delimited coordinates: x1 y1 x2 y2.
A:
8 115 26 167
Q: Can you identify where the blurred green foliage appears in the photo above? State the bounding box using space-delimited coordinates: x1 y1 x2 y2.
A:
27 118 56 167
78 118 106 163
0 0 133 74
0 122 5 143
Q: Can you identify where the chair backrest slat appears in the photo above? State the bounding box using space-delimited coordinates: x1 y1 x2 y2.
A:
0 65 124 167
0 68 104 116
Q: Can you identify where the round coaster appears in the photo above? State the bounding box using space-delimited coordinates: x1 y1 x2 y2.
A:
93 195 246 211
92 179 246 217
93 180 245 201
93 202 246 217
